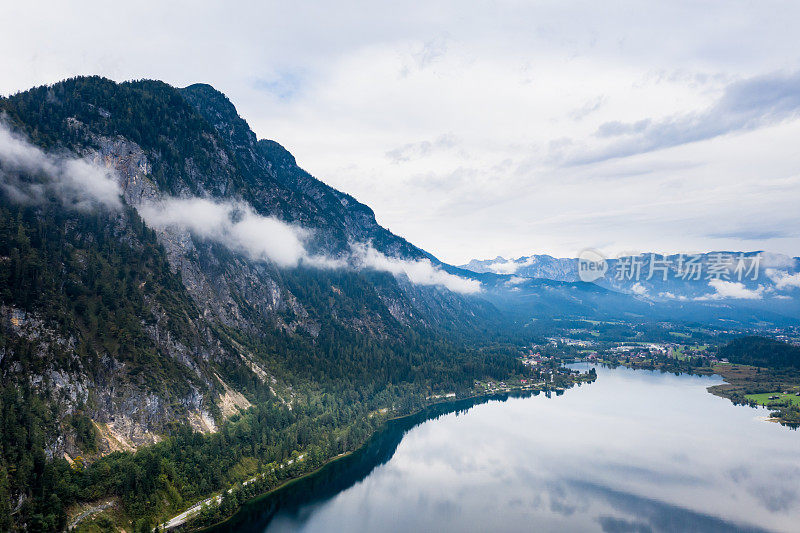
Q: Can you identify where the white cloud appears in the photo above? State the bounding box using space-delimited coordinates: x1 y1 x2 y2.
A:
138 197 480 293
59 158 123 209
755 252 795 269
0 123 480 294
485 256 535 275
0 122 122 210
631 282 649 296
766 268 800 290
352 243 481 294
657 291 687 301
138 197 323 269
0 122 57 175
385 134 459 163
696 279 764 300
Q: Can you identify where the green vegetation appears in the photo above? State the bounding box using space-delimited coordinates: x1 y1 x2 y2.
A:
0 197 531 530
0 77 246 200
720 336 800 369
704 338 800 426
0 75 542 531
2 349 531 532
745 392 800 408
523 318 726 346
0 201 205 390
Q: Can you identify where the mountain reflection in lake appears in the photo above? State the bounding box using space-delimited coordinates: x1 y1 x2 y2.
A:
209 365 800 533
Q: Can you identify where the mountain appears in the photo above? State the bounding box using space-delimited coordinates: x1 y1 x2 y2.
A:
461 252 800 324
0 76 518 530
461 255 578 281
2 76 797 530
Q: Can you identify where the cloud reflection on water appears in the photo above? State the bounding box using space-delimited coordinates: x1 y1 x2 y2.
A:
260 366 799 533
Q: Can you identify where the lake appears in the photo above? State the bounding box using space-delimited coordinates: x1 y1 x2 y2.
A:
209 364 800 533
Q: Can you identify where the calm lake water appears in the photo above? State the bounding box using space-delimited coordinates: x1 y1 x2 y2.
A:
212 365 800 533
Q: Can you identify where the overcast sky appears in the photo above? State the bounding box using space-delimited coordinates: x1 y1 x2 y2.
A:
2 1 800 264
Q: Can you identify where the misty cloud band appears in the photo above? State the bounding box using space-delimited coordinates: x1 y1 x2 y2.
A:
0 123 480 294
351 243 482 294
137 197 482 294
137 197 314 269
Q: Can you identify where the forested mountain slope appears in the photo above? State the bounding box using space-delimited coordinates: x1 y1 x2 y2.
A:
0 76 522 530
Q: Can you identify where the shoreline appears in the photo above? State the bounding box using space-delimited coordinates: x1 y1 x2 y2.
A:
597 358 800 427
166 381 588 532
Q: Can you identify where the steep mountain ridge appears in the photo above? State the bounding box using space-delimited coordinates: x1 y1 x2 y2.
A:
0 76 505 467
0 76 535 530
179 82 433 261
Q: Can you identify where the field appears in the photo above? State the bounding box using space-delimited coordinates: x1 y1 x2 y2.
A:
746 392 800 408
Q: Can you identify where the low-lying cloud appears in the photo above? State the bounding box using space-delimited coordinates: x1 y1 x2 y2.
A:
0 122 480 294
139 198 481 293
352 243 482 294
138 197 322 268
472 256 537 276
697 279 765 300
0 122 122 210
630 282 649 297
766 269 800 290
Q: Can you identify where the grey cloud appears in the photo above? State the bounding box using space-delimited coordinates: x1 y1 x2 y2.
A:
569 95 606 121
597 515 653 533
409 165 477 193
412 36 449 70
596 119 651 137
747 483 798 513
253 69 305 100
385 133 459 162
569 70 800 165
706 229 795 241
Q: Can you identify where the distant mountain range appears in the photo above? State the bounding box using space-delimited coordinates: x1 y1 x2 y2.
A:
461 252 800 324
462 255 581 281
